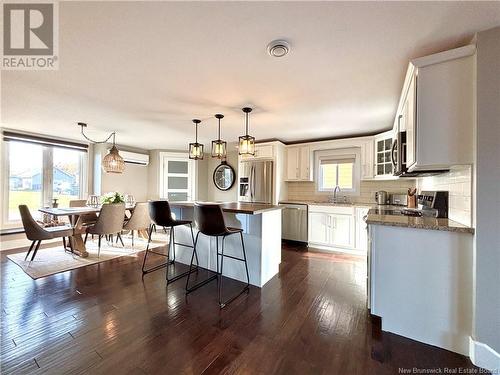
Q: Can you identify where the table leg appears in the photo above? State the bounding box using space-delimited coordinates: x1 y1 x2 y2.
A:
70 216 89 258
137 229 149 239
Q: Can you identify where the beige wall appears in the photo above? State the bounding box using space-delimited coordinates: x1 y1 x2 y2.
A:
286 178 416 204
206 149 239 202
93 143 149 202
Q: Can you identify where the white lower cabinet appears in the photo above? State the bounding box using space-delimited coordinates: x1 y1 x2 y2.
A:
308 212 330 246
308 206 356 251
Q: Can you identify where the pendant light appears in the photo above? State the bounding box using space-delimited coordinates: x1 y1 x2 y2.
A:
238 107 255 156
78 122 125 173
211 114 227 159
189 119 204 160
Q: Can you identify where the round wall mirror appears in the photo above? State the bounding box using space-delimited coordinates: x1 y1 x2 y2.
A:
213 162 235 191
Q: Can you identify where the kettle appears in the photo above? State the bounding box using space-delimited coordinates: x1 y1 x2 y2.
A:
375 191 388 205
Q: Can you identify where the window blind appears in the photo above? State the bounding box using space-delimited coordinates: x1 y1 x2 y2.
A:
3 131 88 152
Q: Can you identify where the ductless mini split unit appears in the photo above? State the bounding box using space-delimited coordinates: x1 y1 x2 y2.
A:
118 150 150 166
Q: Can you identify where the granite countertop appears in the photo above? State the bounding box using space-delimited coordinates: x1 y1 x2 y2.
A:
366 209 475 234
169 201 283 215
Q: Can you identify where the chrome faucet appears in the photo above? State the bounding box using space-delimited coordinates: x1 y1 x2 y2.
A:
333 185 341 201
328 185 341 203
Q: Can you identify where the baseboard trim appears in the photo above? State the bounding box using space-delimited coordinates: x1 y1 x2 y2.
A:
469 336 500 372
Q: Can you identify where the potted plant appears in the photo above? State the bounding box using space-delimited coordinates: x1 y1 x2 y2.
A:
101 192 125 204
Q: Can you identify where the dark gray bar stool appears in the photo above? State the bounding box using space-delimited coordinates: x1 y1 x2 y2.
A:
142 200 198 284
185 203 250 308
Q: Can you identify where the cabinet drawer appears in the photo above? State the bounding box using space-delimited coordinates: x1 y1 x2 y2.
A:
308 205 354 215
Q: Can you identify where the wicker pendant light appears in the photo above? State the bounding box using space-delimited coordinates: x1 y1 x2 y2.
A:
102 143 125 173
78 122 125 173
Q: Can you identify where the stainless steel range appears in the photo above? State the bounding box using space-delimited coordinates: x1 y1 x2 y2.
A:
370 191 449 218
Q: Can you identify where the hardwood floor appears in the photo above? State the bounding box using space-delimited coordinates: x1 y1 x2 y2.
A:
1 241 480 374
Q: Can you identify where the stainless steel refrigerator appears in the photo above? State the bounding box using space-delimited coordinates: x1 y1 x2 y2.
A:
238 160 273 204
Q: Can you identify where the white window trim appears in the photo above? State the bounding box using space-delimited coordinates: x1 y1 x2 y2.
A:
1 141 87 228
314 147 361 196
159 152 196 201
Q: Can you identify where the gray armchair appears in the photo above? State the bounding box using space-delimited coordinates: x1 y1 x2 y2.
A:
123 202 150 246
86 203 126 257
19 205 73 261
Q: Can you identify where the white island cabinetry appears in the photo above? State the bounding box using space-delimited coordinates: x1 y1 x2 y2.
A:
170 202 283 288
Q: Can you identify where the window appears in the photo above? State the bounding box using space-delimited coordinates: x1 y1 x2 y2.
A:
159 153 196 201
2 133 87 227
315 148 361 194
52 148 84 207
7 142 44 221
319 159 354 190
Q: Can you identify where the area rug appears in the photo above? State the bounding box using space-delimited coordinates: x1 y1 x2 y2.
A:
7 232 169 279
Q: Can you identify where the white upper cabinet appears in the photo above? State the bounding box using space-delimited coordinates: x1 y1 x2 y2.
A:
299 146 312 180
399 45 475 172
360 140 374 180
373 131 394 178
286 146 312 181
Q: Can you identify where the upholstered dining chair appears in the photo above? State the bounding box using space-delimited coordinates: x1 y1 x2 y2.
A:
18 205 74 262
85 203 126 257
123 202 150 246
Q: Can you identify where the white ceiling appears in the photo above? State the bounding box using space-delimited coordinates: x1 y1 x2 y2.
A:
2 1 500 150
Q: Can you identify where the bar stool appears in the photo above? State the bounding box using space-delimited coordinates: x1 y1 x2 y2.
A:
141 200 198 284
185 203 250 308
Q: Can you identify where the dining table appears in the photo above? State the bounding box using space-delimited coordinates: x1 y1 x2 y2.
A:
39 204 138 258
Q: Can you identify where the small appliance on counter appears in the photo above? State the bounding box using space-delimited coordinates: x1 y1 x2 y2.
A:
401 191 449 218
388 193 407 206
375 191 388 205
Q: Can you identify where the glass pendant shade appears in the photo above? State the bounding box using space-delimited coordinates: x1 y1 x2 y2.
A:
238 135 255 156
211 140 227 159
211 114 227 159
189 119 204 160
239 107 255 156
102 145 125 173
189 142 204 160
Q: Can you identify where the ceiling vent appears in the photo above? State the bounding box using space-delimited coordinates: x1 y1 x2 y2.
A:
267 40 290 58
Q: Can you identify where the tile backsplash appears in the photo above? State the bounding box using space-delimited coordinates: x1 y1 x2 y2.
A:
287 179 416 205
287 166 473 227
417 166 472 227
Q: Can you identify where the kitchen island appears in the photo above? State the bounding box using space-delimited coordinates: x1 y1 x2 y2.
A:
169 202 283 287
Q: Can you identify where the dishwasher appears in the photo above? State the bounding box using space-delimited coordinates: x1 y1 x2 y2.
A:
279 203 308 244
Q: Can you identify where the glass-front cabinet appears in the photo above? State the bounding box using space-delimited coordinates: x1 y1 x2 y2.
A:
374 131 394 177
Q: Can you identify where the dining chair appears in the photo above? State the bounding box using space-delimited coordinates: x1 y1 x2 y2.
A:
18 205 74 262
185 203 250 308
85 203 126 257
123 202 149 246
